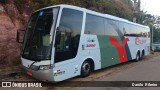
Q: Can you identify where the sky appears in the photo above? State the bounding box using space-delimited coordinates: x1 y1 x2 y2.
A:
141 0 160 16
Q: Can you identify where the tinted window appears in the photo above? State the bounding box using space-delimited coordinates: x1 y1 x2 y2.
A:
22 8 59 60
118 21 126 35
85 14 104 35
124 23 148 37
104 19 119 36
124 23 138 37
141 28 148 37
54 8 83 63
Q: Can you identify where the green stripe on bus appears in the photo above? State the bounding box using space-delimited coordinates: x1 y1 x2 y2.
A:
97 35 121 68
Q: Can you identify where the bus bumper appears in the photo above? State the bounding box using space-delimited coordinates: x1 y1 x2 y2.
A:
22 66 56 82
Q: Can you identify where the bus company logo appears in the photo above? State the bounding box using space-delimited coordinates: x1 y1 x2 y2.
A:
135 38 147 45
54 69 65 76
2 82 11 87
86 44 96 47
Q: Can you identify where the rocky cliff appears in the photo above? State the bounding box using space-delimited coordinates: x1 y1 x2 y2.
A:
0 0 30 66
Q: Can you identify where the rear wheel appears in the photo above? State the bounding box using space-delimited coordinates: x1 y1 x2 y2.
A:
141 51 145 60
135 52 140 61
81 60 92 77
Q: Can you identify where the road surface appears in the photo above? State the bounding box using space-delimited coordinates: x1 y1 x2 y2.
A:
71 54 160 90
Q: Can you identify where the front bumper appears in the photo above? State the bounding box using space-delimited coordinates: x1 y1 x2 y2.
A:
22 66 55 82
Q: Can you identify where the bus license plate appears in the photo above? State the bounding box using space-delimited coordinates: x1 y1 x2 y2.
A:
27 71 32 76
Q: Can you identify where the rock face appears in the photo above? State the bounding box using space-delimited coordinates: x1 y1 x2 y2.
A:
0 2 27 66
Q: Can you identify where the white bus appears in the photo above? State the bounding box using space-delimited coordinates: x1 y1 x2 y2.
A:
17 4 150 82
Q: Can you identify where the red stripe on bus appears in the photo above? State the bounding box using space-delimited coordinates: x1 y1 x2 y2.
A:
110 37 129 63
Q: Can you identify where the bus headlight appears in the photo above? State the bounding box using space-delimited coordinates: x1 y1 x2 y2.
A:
39 65 50 70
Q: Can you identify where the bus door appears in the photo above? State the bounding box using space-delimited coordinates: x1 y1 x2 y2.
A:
53 8 83 81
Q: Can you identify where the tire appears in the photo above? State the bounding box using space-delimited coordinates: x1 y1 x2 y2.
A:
141 51 145 60
81 60 92 77
135 52 140 61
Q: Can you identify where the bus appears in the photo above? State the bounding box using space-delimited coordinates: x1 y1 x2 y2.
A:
17 4 150 82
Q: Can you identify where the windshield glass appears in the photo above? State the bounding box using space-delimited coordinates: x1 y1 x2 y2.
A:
22 8 59 61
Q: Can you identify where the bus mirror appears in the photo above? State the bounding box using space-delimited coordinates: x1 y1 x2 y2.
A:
16 30 25 43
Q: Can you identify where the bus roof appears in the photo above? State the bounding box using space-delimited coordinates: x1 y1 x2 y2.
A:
35 4 149 29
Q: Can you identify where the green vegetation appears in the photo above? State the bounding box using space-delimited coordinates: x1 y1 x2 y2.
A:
141 13 160 42
12 0 134 20
31 0 133 20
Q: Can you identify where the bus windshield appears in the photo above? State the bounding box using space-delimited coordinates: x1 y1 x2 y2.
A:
22 8 59 61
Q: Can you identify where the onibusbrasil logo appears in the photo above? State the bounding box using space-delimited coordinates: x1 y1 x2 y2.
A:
1 82 42 87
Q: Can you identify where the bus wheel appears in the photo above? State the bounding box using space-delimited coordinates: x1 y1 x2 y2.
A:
135 52 140 61
81 60 91 77
141 51 145 60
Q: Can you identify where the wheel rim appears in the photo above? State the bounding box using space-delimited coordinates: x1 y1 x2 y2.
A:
82 62 90 74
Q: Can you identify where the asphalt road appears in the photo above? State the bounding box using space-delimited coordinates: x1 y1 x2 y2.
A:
72 55 160 90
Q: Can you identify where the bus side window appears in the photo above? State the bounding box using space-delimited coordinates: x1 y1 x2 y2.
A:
54 8 83 63
104 19 119 36
55 25 72 51
85 14 105 35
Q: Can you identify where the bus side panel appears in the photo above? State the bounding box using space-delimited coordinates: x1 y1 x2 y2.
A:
53 60 80 82
125 37 139 60
79 34 101 70
126 36 150 59
97 35 122 68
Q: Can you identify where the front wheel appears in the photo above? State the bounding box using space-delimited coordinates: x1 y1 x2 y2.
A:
81 60 92 77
